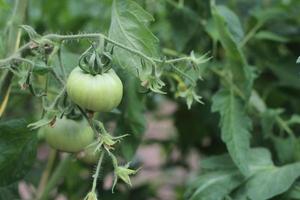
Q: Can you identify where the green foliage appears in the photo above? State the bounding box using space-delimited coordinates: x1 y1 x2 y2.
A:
187 148 300 200
212 89 252 175
0 0 300 199
0 119 37 186
109 0 159 76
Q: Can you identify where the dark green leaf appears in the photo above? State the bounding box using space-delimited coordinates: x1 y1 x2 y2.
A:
261 109 283 138
245 162 300 200
272 136 300 164
109 0 159 76
212 89 252 175
211 5 254 96
0 119 37 186
185 169 243 200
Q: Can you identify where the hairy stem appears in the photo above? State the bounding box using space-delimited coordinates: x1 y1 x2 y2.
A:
91 151 105 193
0 33 197 70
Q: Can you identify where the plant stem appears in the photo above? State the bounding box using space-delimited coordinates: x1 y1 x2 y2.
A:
240 21 263 47
77 106 101 140
91 151 105 193
39 154 72 200
0 33 198 69
44 33 157 66
36 149 57 199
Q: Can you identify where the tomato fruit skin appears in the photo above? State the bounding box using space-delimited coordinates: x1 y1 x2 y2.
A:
42 117 94 152
66 67 123 112
77 143 100 164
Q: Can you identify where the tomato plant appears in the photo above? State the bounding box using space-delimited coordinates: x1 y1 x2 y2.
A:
0 0 300 200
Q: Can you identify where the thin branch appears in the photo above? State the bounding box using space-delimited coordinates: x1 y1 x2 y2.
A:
0 33 200 70
91 151 105 193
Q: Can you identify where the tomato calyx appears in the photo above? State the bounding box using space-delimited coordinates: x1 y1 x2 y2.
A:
92 131 128 152
78 40 113 76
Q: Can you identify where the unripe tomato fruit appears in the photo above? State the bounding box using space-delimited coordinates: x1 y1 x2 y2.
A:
66 67 123 112
41 117 94 152
77 143 100 164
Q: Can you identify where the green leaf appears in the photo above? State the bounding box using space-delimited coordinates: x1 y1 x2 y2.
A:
168 7 200 51
272 136 300 164
214 5 244 43
211 5 253 96
116 74 146 160
245 162 300 200
0 119 37 186
202 148 273 175
108 0 159 76
201 154 236 171
212 89 252 175
126 0 154 23
261 109 283 138
254 31 289 43
297 56 300 63
185 169 244 200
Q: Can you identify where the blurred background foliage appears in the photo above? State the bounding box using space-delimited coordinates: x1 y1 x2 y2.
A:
0 0 300 199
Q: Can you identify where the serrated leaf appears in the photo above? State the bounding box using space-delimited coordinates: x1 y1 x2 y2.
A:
127 1 154 23
0 119 37 186
185 169 244 200
215 6 244 43
108 0 159 76
211 5 254 96
212 89 251 175
246 162 300 200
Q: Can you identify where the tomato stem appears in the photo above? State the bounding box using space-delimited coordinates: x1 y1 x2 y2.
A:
91 151 105 193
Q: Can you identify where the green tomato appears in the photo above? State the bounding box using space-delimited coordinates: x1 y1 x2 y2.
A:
42 117 94 152
77 143 100 164
66 67 123 112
